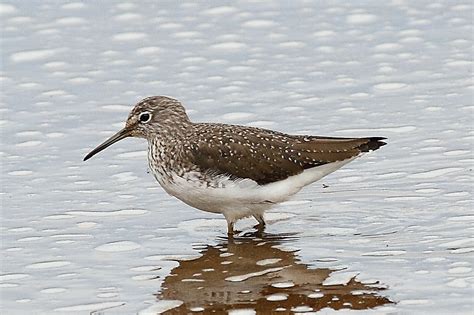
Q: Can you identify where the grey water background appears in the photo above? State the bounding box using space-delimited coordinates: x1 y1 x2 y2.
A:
1 1 473 314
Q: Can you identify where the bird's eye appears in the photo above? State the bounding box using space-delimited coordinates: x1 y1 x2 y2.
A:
138 112 151 123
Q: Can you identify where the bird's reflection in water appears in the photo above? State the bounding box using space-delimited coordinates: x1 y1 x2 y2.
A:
157 232 392 313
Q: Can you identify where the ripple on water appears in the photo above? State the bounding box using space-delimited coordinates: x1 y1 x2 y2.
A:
138 300 183 314
10 49 58 63
373 82 407 91
95 241 141 252
55 301 126 312
76 221 98 229
26 261 71 269
40 287 67 294
0 273 30 281
66 209 148 217
322 271 358 286
0 3 17 15
242 19 276 28
266 294 288 301
112 32 147 41
210 42 248 52
256 258 282 266
55 17 87 26
271 281 295 288
228 309 256 315
225 267 284 282
407 167 462 179
346 13 377 25
361 250 406 257
8 170 33 176
291 306 313 312
117 150 147 158
15 140 42 147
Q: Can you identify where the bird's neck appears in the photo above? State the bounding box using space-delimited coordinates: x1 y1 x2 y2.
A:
148 119 194 148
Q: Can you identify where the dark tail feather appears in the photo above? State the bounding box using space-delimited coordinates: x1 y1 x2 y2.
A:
359 137 387 152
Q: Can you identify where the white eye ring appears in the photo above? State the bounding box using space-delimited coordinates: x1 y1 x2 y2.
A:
138 111 152 123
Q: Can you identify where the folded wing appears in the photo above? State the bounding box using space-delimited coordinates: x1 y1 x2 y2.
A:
189 124 386 185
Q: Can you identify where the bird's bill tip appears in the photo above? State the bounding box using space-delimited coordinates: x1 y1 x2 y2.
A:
83 127 131 161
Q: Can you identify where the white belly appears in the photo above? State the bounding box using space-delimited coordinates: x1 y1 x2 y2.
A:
150 159 354 222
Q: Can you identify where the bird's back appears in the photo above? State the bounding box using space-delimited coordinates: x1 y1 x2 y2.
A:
186 123 386 185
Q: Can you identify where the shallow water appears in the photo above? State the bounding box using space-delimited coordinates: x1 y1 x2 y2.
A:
1 1 473 314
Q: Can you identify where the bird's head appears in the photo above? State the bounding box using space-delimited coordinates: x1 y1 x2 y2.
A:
83 95 189 161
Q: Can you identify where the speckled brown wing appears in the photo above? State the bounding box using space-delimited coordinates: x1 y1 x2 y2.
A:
189 124 386 185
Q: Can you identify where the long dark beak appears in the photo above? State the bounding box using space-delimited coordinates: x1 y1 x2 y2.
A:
83 127 132 161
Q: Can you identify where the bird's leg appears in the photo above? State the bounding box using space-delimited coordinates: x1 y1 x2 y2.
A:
253 214 266 232
227 221 234 234
227 221 235 238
